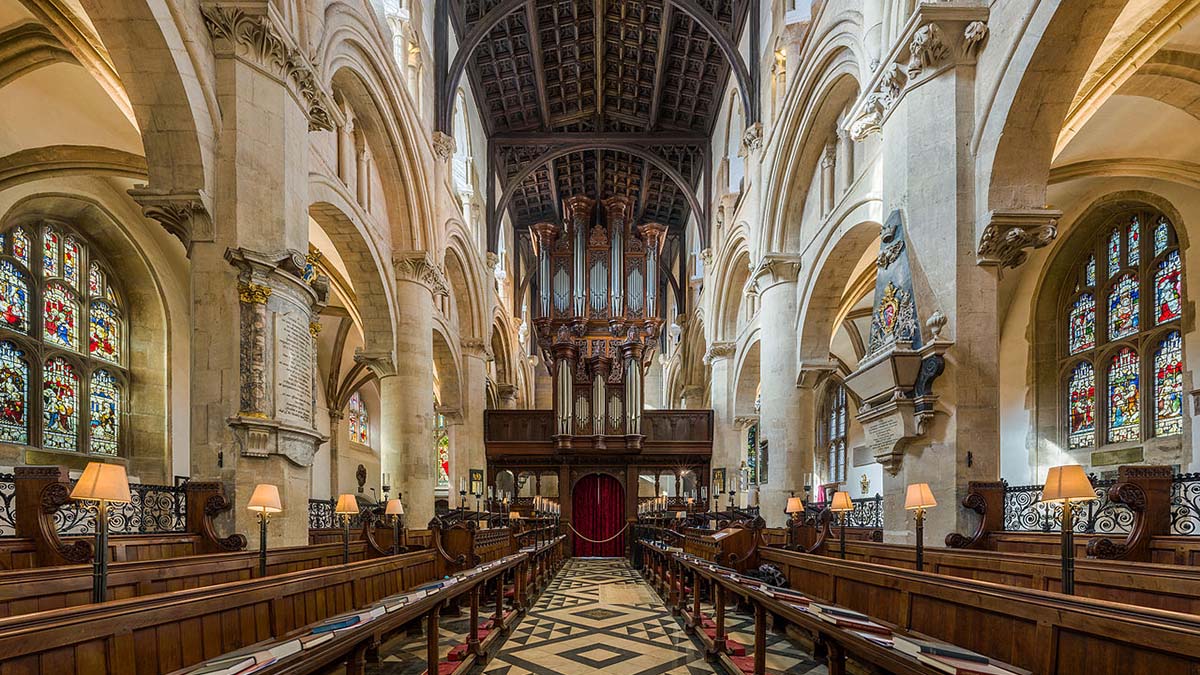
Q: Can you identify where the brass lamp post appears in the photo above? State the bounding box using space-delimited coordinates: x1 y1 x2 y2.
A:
785 495 805 549
1039 465 1096 595
247 484 282 578
385 498 405 554
904 483 937 572
829 491 854 560
335 493 358 564
71 462 131 604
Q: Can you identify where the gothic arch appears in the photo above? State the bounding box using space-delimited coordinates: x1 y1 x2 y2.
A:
443 229 485 341
733 338 761 418
978 0 1130 220
319 18 435 251
798 217 882 365
432 323 463 415
308 174 397 358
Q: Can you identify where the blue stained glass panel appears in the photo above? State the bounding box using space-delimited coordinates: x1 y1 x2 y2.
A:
42 357 77 451
0 261 28 333
1154 331 1183 437
1107 273 1139 341
0 342 27 444
1068 361 1095 449
1155 250 1182 325
1107 348 1140 443
89 370 120 455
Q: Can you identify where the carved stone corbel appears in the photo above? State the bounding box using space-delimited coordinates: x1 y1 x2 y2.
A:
354 349 397 378
977 208 1062 269
703 341 735 365
127 187 213 250
796 358 838 389
432 131 455 161
751 252 802 292
741 123 764 154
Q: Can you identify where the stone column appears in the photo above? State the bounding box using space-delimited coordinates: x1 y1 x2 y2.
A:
706 342 739 490
382 251 448 527
461 338 489 500
847 7 998 542
755 255 803 526
142 1 339 548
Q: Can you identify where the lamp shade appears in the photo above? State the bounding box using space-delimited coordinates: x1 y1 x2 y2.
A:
385 499 405 516
675 510 685 519
904 483 937 510
829 491 853 512
1041 465 1096 503
334 493 359 514
247 484 282 513
70 462 131 503
509 511 522 519
785 497 805 514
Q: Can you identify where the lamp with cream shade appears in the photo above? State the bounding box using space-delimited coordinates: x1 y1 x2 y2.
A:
904 483 937 572
71 462 131 603
385 498 405 554
335 493 358 565
785 495 805 549
1039 464 1096 595
829 491 853 560
247 484 282 578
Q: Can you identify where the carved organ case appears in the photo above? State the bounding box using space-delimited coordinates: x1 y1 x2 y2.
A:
531 196 667 451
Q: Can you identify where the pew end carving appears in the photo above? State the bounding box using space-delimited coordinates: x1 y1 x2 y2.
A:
945 480 1005 549
1086 465 1173 561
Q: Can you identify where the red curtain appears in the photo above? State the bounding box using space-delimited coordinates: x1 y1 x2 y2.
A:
571 473 626 557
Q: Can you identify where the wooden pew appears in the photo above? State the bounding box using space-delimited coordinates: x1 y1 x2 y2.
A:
0 539 379 618
824 539 1200 615
760 547 1200 674
0 549 438 673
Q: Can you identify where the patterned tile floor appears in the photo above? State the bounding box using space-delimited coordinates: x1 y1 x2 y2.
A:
359 558 825 675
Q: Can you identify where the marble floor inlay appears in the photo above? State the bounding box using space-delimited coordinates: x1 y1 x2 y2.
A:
482 558 826 675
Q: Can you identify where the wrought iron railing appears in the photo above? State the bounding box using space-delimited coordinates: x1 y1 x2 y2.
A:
308 498 335 529
0 472 14 537
55 482 187 536
803 494 883 529
1002 478 1133 535
1171 473 1200 536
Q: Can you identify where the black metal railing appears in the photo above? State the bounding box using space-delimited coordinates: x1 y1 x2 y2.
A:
1171 473 1200 536
308 498 374 530
55 482 188 536
803 494 883 529
1002 478 1133 535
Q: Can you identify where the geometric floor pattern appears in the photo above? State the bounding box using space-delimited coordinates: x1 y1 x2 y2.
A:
483 558 826 675
357 558 825 675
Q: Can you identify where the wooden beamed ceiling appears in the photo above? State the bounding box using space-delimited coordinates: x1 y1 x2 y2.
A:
451 0 749 232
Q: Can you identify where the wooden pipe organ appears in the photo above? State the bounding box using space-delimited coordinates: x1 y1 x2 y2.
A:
531 195 667 451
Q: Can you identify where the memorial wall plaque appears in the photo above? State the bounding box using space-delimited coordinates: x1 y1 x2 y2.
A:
275 306 315 426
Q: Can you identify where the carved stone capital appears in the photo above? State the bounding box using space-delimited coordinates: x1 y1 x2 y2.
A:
354 349 397 378
127 187 213 250
844 4 989 141
703 341 736 365
733 415 760 430
485 251 500 271
432 131 455 161
199 2 337 131
741 122 764 154
461 337 491 359
752 252 801 290
393 251 449 296
977 208 1061 269
699 248 714 269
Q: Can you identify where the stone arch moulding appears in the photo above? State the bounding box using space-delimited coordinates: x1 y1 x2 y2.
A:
436 0 758 134
490 142 708 251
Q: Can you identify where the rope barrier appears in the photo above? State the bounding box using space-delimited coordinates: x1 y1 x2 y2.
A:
567 523 630 544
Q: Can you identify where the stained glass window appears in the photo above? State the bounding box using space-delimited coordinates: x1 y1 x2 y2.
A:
0 342 27 444
1154 218 1170 256
1107 348 1140 443
1068 294 1095 354
1154 331 1183 437
347 391 368 445
0 262 28 334
63 237 80 289
1155 250 1182 325
1067 361 1095 449
0 223 126 455
43 283 77 349
1085 255 1096 288
1107 273 1139 341
88 263 102 297
746 423 758 484
435 411 450 489
1107 229 1120 277
12 229 28 267
89 301 120 363
42 357 77 451
43 230 59 278
1127 218 1140 267
89 370 119 455
824 384 847 484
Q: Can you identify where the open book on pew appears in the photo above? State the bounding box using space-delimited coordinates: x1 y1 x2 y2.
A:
185 637 306 675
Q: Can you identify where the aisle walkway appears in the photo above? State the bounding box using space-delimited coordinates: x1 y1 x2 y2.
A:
482 558 824 675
